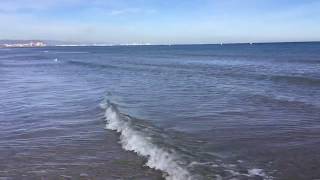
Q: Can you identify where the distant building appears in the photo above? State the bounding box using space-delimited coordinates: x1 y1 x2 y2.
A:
0 41 47 48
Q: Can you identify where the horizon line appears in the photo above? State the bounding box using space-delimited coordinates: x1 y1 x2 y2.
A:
1 39 320 47
46 40 320 46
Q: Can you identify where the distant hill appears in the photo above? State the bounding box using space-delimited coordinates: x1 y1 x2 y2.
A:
42 40 72 46
0 40 40 44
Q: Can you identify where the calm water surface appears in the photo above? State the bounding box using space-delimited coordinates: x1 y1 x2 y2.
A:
0 43 320 180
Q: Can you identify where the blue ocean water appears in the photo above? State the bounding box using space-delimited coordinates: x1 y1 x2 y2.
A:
0 43 320 180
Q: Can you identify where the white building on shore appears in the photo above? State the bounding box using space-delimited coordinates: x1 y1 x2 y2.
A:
1 41 47 48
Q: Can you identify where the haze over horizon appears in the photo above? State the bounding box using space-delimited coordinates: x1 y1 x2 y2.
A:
1 0 320 44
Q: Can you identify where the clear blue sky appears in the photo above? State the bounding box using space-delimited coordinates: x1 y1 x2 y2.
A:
1 0 319 44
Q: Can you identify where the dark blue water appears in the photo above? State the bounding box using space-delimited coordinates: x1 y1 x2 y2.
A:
1 43 320 180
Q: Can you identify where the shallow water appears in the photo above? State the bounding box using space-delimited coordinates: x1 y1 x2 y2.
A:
1 43 320 179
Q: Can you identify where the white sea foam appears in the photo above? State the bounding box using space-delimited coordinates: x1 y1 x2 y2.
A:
248 168 265 176
101 100 273 180
102 101 192 180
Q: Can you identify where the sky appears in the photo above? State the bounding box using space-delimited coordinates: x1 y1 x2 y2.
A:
0 0 320 44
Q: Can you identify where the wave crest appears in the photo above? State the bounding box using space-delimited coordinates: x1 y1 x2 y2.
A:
102 100 193 180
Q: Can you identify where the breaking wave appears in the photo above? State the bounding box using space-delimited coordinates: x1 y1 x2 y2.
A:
101 100 193 180
100 99 273 180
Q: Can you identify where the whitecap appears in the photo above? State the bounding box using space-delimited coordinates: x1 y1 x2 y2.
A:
102 101 193 180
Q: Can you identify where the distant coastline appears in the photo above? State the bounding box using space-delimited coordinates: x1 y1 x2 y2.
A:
0 40 319 48
0 40 46 48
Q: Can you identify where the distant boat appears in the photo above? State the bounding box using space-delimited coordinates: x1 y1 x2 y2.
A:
54 58 58 62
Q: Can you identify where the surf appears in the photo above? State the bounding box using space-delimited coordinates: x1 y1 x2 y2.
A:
101 100 193 180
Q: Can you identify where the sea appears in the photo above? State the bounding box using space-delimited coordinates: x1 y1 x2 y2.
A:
0 42 319 180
